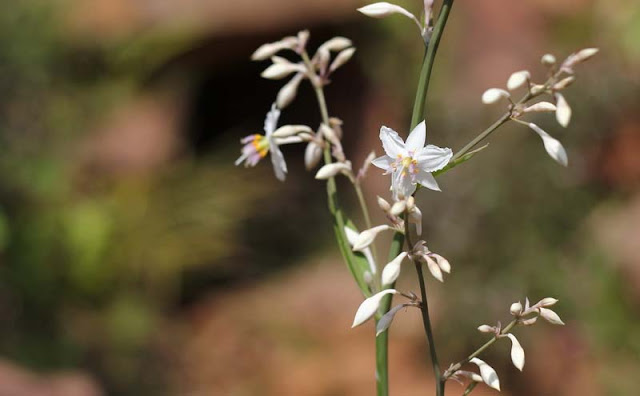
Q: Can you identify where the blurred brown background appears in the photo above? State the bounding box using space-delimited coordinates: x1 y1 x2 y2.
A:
0 0 639 395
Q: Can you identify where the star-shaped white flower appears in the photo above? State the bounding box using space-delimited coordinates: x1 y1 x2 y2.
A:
371 121 452 199
235 104 289 181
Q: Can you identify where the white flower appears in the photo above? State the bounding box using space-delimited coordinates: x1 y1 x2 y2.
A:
371 121 452 199
235 104 291 181
527 123 568 167
352 289 398 328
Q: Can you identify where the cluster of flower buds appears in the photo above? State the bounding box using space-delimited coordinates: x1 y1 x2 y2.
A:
410 240 450 282
481 48 599 167
253 30 356 109
358 1 435 44
448 297 564 392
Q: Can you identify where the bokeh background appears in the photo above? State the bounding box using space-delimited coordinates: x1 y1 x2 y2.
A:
1 0 639 395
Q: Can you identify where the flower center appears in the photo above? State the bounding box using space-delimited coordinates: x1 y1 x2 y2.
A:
251 135 270 157
394 154 419 179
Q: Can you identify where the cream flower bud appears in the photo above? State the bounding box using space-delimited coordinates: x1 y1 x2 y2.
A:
573 48 599 63
553 76 575 90
424 255 443 282
521 317 538 326
506 334 525 371
377 196 391 212
477 325 495 333
261 63 304 80
358 2 417 20
539 307 565 325
507 70 530 91
528 123 568 166
409 206 423 236
541 53 556 66
352 289 398 328
523 102 557 113
251 37 297 61
329 47 356 73
510 302 523 315
304 142 323 170
272 125 313 138
381 252 408 285
319 37 353 52
481 88 510 104
296 30 310 51
536 297 559 307
555 92 572 128
276 73 304 109
390 200 407 216
352 225 391 251
470 358 500 391
315 162 352 180
319 123 339 143
432 254 450 274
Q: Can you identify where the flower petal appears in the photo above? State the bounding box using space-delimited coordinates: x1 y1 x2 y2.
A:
379 126 406 158
392 171 417 200
344 226 377 275
269 143 287 181
371 155 393 172
415 170 441 192
470 358 500 391
264 104 281 136
352 289 398 328
352 225 391 251
425 255 443 282
405 120 426 153
415 145 452 172
506 334 525 371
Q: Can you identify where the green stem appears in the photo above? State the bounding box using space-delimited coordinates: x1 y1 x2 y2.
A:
410 0 455 130
405 217 443 396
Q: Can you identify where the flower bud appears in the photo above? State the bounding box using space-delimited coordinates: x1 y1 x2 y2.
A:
507 70 530 91
358 2 417 20
506 334 525 371
541 53 556 66
304 142 323 170
276 73 304 109
272 125 313 138
251 37 298 61
390 200 407 216
477 325 495 333
352 225 391 251
510 302 523 315
528 123 568 166
424 255 444 282
523 102 557 113
573 48 599 63
261 62 304 80
555 92 571 128
539 307 565 325
520 317 538 326
377 196 391 212
376 303 407 336
432 254 450 274
352 289 398 328
319 37 353 52
329 47 356 73
536 297 559 307
381 252 408 285
553 76 575 90
470 358 500 391
315 162 352 180
481 88 510 104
